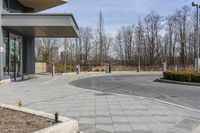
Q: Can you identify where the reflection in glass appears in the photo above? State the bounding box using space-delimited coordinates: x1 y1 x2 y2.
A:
9 34 23 80
3 31 9 77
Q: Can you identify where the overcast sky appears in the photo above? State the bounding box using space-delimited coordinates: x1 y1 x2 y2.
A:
44 0 192 35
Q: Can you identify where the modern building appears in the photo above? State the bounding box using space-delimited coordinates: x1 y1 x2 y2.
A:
0 0 79 81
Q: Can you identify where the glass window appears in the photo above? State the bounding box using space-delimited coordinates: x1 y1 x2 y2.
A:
3 31 9 77
3 0 34 13
9 33 23 80
3 0 8 11
3 0 24 13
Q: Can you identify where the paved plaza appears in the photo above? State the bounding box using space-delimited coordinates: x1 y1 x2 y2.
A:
70 73 200 110
0 72 200 133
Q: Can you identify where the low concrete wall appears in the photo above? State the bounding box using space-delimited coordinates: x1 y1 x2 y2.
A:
35 62 47 74
0 78 11 84
0 104 79 133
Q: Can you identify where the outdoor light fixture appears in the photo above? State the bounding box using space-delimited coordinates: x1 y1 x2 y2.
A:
192 1 198 6
192 1 200 72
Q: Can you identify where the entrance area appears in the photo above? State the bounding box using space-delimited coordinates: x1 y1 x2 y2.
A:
9 34 23 81
3 32 23 81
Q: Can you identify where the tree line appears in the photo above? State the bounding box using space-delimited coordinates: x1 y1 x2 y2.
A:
36 5 199 71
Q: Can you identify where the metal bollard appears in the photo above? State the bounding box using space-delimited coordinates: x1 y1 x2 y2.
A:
55 112 59 123
52 63 55 77
76 64 80 74
109 64 111 73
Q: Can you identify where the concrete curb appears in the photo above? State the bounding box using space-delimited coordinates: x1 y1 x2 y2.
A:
66 73 200 113
0 103 79 133
155 78 200 86
67 72 162 84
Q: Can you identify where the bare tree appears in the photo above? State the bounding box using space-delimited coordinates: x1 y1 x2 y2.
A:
35 5 198 72
80 27 93 65
97 10 105 66
35 38 59 65
165 15 177 65
103 34 113 63
135 19 144 71
114 31 125 64
114 25 135 65
144 11 163 66
174 6 191 66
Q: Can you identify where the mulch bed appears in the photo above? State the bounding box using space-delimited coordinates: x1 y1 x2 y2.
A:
0 107 53 133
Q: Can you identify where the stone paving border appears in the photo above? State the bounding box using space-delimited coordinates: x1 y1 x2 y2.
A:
67 73 200 113
0 103 79 133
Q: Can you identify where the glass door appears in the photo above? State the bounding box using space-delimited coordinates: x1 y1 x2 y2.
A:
9 34 23 81
3 31 9 77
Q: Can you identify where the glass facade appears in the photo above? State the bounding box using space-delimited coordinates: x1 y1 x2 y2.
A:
3 31 9 77
3 0 8 11
3 31 23 80
3 0 21 12
3 0 34 13
9 33 23 80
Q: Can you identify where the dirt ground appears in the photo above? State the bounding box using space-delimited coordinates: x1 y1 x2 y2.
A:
0 107 53 133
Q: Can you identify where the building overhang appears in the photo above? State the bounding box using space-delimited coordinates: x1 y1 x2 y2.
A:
2 13 79 38
17 0 68 12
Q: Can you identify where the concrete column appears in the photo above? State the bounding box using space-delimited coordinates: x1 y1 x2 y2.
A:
25 37 35 75
0 0 4 80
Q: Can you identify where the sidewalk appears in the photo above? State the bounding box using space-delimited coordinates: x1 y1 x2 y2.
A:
0 72 199 133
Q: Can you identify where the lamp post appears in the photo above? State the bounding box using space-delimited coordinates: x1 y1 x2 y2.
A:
192 1 200 72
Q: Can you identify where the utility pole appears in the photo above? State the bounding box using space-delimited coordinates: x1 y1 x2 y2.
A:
192 1 200 72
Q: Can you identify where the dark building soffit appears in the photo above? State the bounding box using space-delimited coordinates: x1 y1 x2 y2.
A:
2 13 79 37
17 0 68 12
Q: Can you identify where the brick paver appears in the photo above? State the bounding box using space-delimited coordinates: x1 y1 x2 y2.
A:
0 73 200 133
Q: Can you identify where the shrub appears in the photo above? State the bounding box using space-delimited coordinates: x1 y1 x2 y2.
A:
55 64 64 73
191 73 200 82
163 71 200 83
